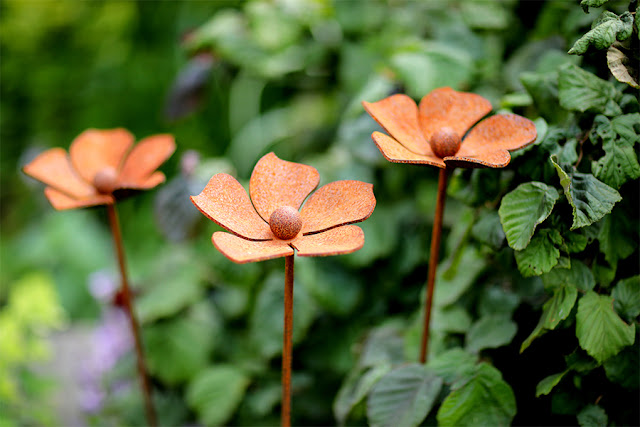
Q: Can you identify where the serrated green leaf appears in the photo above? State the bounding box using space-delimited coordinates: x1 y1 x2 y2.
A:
577 405 608 427
543 260 595 292
466 315 517 354
472 211 506 250
367 364 443 427
499 182 560 251
550 156 621 229
515 229 562 277
565 349 599 372
536 370 569 397
434 246 486 307
520 282 578 352
612 276 640 319
603 344 639 389
576 291 636 363
592 132 640 188
569 11 633 54
359 324 405 368
563 230 589 253
334 364 391 425
427 348 477 385
580 0 609 12
437 364 516 427
520 71 568 122
186 365 250 426
558 64 622 116
597 207 636 265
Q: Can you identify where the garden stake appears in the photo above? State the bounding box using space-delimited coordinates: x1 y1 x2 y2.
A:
22 128 175 424
190 152 376 426
420 167 448 363
363 87 537 363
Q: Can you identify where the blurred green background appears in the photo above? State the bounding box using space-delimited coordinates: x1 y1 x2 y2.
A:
1 0 636 426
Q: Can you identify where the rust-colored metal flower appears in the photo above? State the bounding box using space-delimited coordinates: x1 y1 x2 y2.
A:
363 86 537 169
23 128 176 210
190 152 376 263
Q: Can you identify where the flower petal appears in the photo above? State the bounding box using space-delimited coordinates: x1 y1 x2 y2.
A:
70 128 134 184
118 134 176 188
418 87 492 141
44 187 113 210
372 131 445 168
292 225 364 257
212 232 293 263
300 180 376 234
249 152 320 222
456 114 537 157
363 94 433 155
23 148 96 197
191 173 272 240
444 150 511 169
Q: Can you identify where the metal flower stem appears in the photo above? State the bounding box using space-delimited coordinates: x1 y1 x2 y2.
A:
282 255 294 427
420 167 449 364
106 203 158 427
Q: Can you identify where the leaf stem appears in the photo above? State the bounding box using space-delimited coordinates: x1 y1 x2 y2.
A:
282 255 295 427
420 168 449 364
106 203 157 427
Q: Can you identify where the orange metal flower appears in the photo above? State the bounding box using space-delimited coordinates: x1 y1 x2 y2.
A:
363 87 537 169
23 128 176 210
190 152 376 263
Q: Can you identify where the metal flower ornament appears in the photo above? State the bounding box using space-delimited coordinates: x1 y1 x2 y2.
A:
191 152 376 427
23 128 176 426
363 87 536 363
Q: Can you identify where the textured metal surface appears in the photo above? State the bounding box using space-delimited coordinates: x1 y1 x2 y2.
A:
270 206 302 240
23 128 176 210
300 180 375 234
191 152 375 263
250 152 320 222
364 87 536 169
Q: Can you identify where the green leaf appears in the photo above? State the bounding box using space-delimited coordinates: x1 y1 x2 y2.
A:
136 270 203 324
577 405 608 427
472 211 506 250
427 348 477 385
558 64 622 116
580 0 609 12
612 276 640 319
367 364 443 427
550 156 621 230
466 315 518 354
478 286 521 318
437 364 516 427
563 230 589 253
536 370 569 397
359 323 406 368
434 246 486 307
515 229 562 277
565 349 598 372
520 71 567 122
520 282 578 352
597 207 636 265
186 365 250 427
334 364 391 425
603 344 639 389
296 257 361 315
576 291 636 363
542 260 595 292
569 11 634 54
591 115 640 188
499 182 560 250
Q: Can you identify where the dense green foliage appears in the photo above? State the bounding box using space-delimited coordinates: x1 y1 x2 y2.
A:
1 0 638 426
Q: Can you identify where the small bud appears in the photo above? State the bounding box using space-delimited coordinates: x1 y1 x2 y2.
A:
269 206 302 240
429 127 461 158
93 167 118 194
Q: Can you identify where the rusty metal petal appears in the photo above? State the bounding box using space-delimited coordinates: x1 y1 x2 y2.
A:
70 128 134 184
300 180 376 234
444 150 511 169
44 186 113 210
456 114 537 157
212 231 293 263
118 134 176 188
418 87 492 142
23 148 96 198
191 173 273 240
372 131 445 168
249 152 320 222
363 94 433 156
292 225 364 257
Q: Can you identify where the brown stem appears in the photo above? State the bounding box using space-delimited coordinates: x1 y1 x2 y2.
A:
282 255 294 427
106 203 157 427
420 168 449 364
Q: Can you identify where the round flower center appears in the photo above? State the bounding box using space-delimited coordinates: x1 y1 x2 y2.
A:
269 206 302 240
429 127 461 158
93 167 118 194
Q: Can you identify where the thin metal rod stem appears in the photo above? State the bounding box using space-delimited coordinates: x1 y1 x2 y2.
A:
106 203 157 427
420 168 449 364
282 255 294 427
